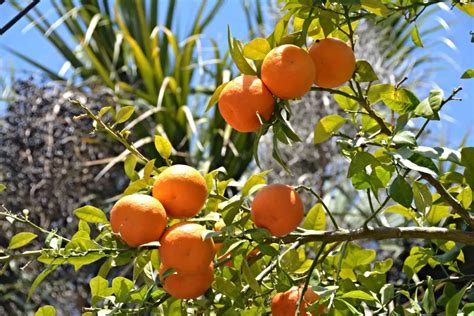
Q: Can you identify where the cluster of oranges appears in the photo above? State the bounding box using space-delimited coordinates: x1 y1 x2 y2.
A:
110 164 213 299
218 38 356 132
108 164 322 311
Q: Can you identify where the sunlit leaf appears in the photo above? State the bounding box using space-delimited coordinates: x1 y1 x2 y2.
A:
314 115 346 144
8 232 38 250
243 38 271 60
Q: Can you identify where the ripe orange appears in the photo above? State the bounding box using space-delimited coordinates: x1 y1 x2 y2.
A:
251 184 304 237
159 262 214 299
271 286 323 316
109 194 167 247
308 38 356 88
261 44 315 99
218 75 275 132
152 164 208 219
159 222 215 274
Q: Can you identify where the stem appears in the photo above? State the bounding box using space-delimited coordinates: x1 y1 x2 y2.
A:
0 205 71 242
421 173 474 228
296 242 328 315
71 99 151 166
415 87 462 139
295 186 339 230
362 195 391 227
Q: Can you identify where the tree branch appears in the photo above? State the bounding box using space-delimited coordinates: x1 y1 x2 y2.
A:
421 173 474 228
278 226 474 246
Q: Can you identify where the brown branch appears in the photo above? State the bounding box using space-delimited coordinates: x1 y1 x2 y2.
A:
277 227 474 246
421 173 474 228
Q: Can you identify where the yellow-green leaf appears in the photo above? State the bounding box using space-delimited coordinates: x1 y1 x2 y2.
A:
426 205 450 224
461 69 474 79
35 305 56 316
115 106 135 124
314 114 346 144
303 203 326 231
206 82 228 112
154 135 172 159
8 232 38 250
243 38 271 60
73 206 108 224
411 24 424 48
361 0 390 16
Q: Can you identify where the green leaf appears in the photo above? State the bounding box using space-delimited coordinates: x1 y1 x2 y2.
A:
348 152 378 178
403 247 433 279
242 170 271 197
411 24 424 47
243 38 271 60
124 155 138 179
98 106 111 119
28 266 58 301
0 183 6 192
8 232 38 250
462 147 474 188
314 114 346 144
421 276 436 314
112 277 134 303
461 69 474 79
241 259 261 293
381 89 419 114
335 299 363 316
115 106 135 124
303 203 326 231
143 159 156 179
384 204 416 220
446 283 470 315
355 60 378 82
35 305 56 316
393 131 416 147
205 82 228 112
458 186 472 209
412 146 461 164
361 0 390 16
90 275 113 306
368 84 394 104
426 205 450 225
228 26 256 75
319 10 339 37
381 284 394 306
413 182 432 214
74 206 108 224
214 276 240 300
334 86 358 110
154 135 172 160
341 290 377 301
389 176 413 208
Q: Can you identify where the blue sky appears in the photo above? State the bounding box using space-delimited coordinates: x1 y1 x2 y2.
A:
0 0 472 146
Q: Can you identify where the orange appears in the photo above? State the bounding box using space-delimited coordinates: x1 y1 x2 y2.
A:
110 194 167 247
251 184 304 237
308 38 356 88
261 44 315 99
152 164 208 219
271 286 324 316
159 222 215 274
159 262 214 299
218 75 275 132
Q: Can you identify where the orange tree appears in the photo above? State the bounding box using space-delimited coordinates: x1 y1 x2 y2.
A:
1 1 474 315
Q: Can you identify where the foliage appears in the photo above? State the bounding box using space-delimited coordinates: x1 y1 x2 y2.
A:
1 0 474 315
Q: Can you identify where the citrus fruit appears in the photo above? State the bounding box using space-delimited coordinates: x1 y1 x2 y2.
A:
261 44 315 99
152 164 208 219
218 75 274 132
110 194 167 247
251 184 304 237
159 222 215 274
308 38 356 88
271 286 323 316
159 262 214 299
